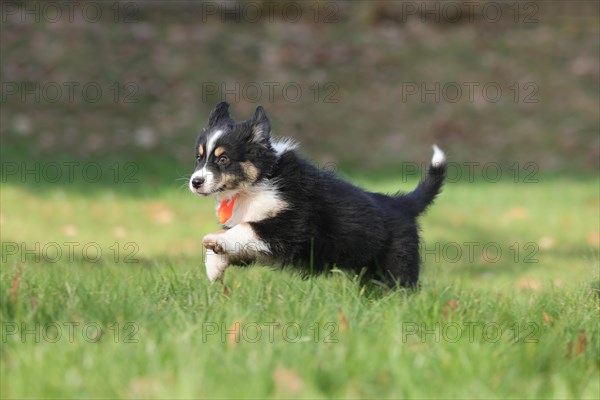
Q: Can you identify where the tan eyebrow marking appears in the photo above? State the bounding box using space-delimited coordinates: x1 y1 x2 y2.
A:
214 146 225 157
198 145 204 157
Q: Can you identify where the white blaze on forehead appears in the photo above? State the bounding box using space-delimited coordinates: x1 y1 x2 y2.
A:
188 129 225 194
206 129 225 158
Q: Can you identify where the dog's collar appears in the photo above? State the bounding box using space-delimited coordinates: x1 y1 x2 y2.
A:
218 195 237 225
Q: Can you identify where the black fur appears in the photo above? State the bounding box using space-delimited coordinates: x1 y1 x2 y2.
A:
250 152 446 287
193 104 276 191
191 103 447 288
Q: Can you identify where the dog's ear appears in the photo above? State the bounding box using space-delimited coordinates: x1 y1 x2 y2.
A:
251 105 271 143
208 101 230 128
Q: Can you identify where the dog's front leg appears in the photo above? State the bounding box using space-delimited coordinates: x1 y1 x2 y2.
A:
202 229 228 282
204 249 229 282
202 223 269 281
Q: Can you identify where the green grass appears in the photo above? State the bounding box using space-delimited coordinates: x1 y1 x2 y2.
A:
2 2 598 398
1 173 598 399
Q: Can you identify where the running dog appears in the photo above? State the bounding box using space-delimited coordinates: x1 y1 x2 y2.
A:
189 102 446 287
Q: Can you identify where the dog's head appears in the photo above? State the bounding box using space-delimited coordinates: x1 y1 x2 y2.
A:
189 102 280 197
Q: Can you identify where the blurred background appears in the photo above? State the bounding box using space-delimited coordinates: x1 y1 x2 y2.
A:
2 0 598 178
2 4 599 398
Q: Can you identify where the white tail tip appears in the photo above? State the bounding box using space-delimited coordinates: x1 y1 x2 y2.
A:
431 144 446 167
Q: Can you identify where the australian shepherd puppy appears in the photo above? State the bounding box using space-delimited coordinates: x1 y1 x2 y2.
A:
189 102 446 288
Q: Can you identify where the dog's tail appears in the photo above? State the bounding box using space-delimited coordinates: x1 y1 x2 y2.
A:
404 145 447 216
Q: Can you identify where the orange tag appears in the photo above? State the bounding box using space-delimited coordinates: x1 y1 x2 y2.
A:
218 195 237 225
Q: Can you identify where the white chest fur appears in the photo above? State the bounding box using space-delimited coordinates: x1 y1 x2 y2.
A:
218 183 288 228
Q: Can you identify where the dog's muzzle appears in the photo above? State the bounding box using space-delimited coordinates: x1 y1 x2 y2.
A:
191 176 205 189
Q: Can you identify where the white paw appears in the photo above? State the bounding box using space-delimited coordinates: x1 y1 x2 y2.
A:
202 233 227 254
205 249 228 282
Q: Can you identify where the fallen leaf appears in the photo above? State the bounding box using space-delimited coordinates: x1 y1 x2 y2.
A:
566 331 589 359
443 299 459 318
227 321 242 345
587 231 599 247
576 331 588 355
542 312 554 324
451 214 467 226
63 224 78 237
113 226 127 238
10 268 22 303
128 375 166 397
517 278 542 292
504 206 529 221
223 285 230 297
273 366 304 395
338 308 349 332
145 203 174 224
538 237 555 250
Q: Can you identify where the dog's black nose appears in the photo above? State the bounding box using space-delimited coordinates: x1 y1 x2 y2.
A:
191 176 205 189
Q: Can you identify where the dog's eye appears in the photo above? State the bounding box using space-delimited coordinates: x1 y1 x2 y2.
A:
216 155 229 165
